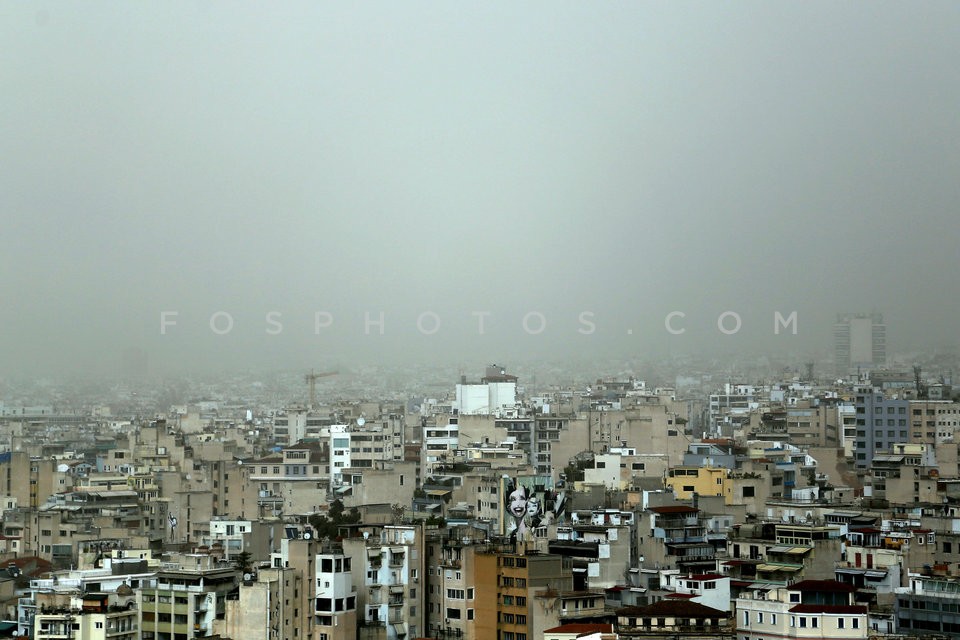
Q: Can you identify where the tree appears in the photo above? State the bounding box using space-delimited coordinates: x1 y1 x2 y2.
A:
424 514 446 528
308 500 363 539
234 551 252 574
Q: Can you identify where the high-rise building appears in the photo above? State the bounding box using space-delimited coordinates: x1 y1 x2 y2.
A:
834 313 886 377
852 385 909 469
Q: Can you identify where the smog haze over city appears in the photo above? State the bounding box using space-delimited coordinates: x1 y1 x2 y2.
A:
3 2 960 378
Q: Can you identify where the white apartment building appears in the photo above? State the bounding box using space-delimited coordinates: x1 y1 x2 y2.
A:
454 366 518 416
315 552 358 640
736 580 867 640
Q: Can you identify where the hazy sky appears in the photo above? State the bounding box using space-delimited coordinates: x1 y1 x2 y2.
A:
3 2 959 376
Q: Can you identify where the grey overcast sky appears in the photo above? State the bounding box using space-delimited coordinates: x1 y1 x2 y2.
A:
2 2 959 376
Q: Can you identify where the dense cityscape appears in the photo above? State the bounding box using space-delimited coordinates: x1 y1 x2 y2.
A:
1 314 960 639
6 3 960 640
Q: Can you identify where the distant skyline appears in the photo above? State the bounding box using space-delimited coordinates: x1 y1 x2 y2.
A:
3 2 960 376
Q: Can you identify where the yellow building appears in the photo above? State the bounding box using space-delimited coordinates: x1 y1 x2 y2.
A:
34 593 137 640
665 466 733 504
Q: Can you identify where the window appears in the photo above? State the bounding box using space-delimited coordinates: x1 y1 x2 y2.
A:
852 618 859 628
744 611 750 626
757 612 764 624
838 619 845 629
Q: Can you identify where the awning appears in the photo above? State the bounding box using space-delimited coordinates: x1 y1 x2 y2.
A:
392 622 408 637
756 563 802 573
335 486 352 494
785 547 812 555
426 489 452 497
835 566 864 574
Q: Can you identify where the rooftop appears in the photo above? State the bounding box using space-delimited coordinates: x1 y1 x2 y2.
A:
788 580 857 593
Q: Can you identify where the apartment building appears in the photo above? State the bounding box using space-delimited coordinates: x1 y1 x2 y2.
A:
343 524 426 640
219 567 299 640
665 467 731 504
895 569 960 636
641 505 721 574
616 599 731 638
736 580 867 640
248 441 329 516
137 556 239 640
853 386 910 469
33 592 138 640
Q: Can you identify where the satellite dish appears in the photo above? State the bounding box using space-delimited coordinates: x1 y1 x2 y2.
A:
356 417 365 427
243 573 252 581
303 532 312 540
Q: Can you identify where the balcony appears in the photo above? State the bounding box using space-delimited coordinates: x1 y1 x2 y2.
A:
621 624 728 635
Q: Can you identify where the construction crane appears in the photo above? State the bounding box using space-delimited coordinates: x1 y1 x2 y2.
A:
305 369 338 409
